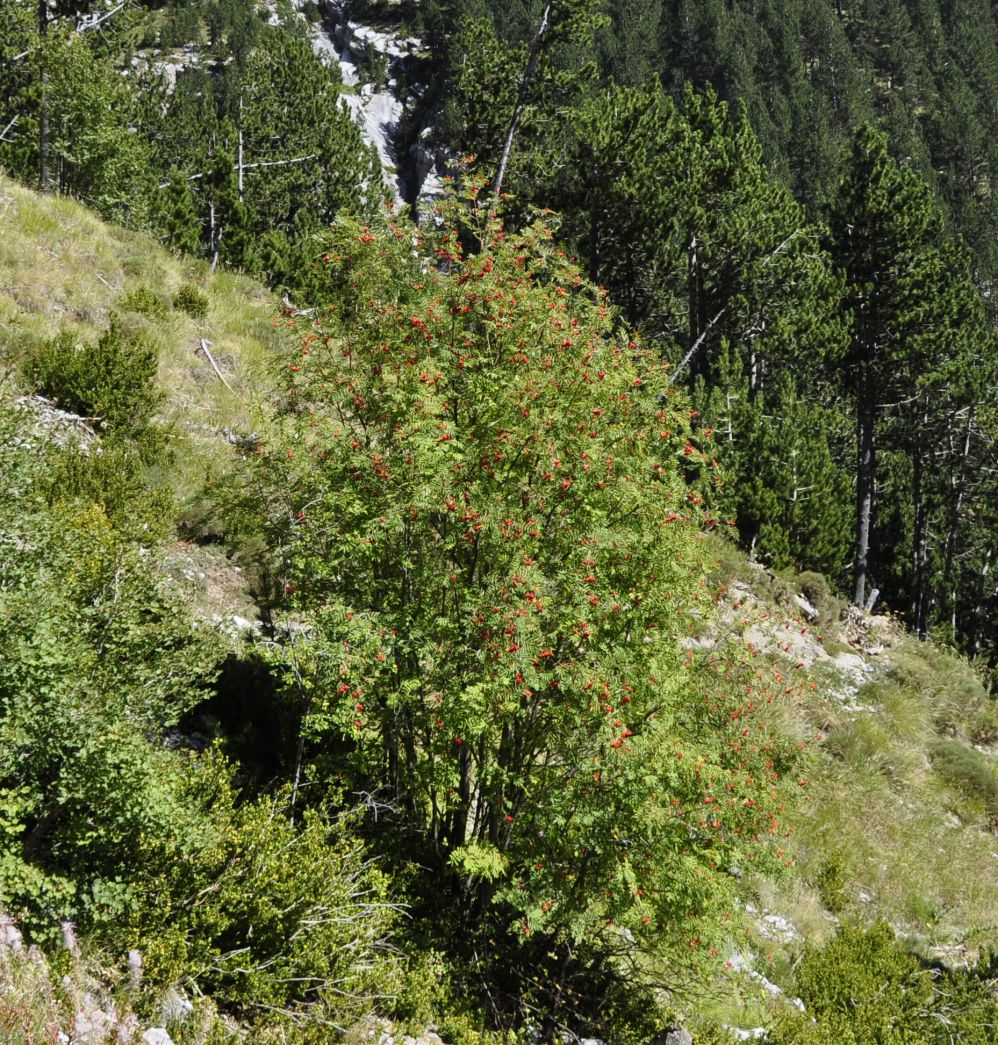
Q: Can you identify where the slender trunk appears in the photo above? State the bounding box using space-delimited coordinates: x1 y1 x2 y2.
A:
748 349 759 402
588 170 601 285
237 98 244 201
944 405 974 633
968 547 991 660
687 231 701 376
492 1 553 202
38 0 50 193
911 434 929 639
853 379 876 608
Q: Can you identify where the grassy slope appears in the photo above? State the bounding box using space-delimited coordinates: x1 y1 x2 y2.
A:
1 176 995 1039
0 172 278 481
0 171 281 622
697 547 998 1035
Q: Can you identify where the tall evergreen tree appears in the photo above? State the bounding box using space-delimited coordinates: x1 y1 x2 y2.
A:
829 126 988 611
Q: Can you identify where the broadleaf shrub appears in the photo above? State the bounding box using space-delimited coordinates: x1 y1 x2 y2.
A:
258 185 804 991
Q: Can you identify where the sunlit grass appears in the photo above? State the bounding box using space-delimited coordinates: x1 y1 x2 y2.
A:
0 171 282 509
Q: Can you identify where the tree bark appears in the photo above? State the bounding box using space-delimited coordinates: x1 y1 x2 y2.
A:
911 429 929 638
853 378 876 607
492 0 553 202
38 0 50 193
943 405 974 636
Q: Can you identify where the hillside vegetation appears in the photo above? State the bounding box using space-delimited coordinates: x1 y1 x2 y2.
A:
2 0 998 1041
0 165 996 1043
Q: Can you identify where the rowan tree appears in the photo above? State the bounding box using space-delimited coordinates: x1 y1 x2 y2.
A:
259 185 804 975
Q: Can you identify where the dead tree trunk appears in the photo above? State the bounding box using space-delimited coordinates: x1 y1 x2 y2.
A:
853 378 877 608
492 0 553 202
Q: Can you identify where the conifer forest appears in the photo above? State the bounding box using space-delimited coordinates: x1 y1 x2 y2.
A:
0 1 997 1041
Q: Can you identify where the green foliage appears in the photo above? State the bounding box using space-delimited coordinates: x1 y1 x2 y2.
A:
770 923 998 1044
132 764 402 1031
41 32 155 227
145 25 384 290
813 851 847 914
796 571 843 631
158 170 203 257
159 0 204 49
260 187 803 1002
929 738 998 826
120 284 168 319
769 923 931 1043
0 396 216 937
829 124 993 625
561 81 850 578
173 281 210 321
42 439 177 540
27 320 163 438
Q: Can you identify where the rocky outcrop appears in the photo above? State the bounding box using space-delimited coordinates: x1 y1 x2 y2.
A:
307 1 450 213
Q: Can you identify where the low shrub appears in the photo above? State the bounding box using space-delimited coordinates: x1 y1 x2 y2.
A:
44 438 176 539
173 282 210 321
132 769 403 1034
120 284 168 319
797 571 844 629
814 851 848 914
27 320 162 438
929 737 998 825
768 923 998 1044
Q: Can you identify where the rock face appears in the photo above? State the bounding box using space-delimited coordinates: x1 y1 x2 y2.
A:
306 1 449 213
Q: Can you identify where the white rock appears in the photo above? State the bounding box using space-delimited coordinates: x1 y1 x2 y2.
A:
159 987 194 1024
142 1030 174 1045
793 593 819 620
758 913 802 943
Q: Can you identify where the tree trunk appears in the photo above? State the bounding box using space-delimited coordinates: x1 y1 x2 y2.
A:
853 380 876 607
38 0 50 193
492 0 553 202
911 434 929 638
967 547 991 661
943 405 974 636
687 230 701 376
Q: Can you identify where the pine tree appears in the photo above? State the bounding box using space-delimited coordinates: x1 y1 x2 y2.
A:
159 169 201 256
829 125 988 612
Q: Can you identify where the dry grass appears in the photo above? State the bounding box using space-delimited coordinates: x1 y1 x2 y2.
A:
0 172 287 630
778 634 998 957
0 172 282 505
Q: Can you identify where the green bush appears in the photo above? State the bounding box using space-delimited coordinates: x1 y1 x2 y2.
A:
0 501 216 940
814 851 848 914
929 737 998 825
173 282 210 321
797 571 843 629
27 320 162 437
44 439 176 539
132 769 402 1033
769 923 998 1044
120 284 168 319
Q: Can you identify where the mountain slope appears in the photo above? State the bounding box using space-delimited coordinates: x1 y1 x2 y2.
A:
0 168 995 1044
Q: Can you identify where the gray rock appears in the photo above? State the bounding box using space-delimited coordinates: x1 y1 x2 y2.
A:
142 1030 174 1045
159 987 194 1024
652 1030 692 1045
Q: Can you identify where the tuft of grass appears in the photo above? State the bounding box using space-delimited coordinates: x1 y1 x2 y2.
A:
929 738 998 825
